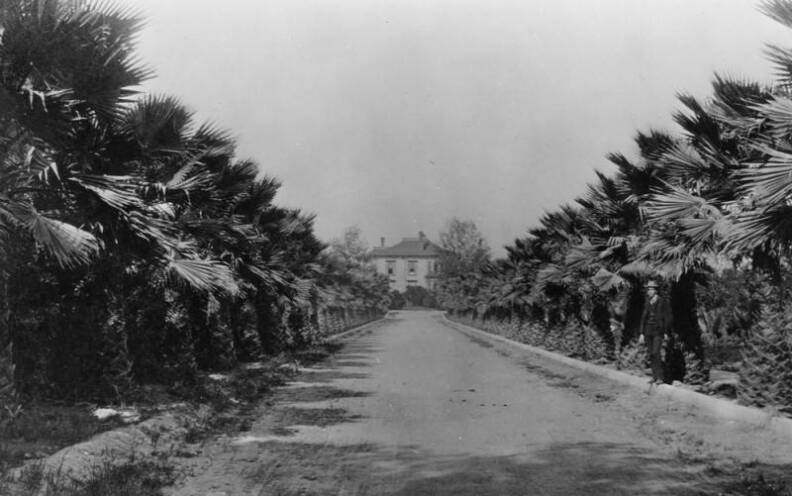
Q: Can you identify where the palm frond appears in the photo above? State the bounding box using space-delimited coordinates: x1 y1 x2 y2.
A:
564 238 599 272
674 94 721 145
728 204 792 250
166 253 239 295
749 96 792 139
635 130 675 161
164 168 215 193
246 263 290 291
759 0 792 30
638 237 696 280
125 210 181 246
1 201 99 267
68 174 144 211
660 143 711 178
677 217 730 245
763 44 792 85
122 96 194 153
290 277 315 307
736 145 792 206
192 121 236 151
536 264 564 286
643 183 719 224
3 0 152 124
711 74 772 118
618 259 653 277
15 139 61 184
591 268 626 292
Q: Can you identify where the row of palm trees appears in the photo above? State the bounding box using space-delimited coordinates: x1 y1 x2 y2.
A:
441 0 792 386
0 1 389 403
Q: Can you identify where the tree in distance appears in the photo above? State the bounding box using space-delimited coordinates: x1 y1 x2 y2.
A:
438 218 491 276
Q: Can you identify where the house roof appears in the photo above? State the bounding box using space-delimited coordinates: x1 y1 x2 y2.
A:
372 236 445 258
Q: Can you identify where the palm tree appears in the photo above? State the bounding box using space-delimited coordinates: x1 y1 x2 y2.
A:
0 0 240 400
639 43 792 368
643 2 792 272
0 0 149 404
469 0 792 385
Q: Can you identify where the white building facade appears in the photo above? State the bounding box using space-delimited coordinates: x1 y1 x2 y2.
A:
371 232 443 292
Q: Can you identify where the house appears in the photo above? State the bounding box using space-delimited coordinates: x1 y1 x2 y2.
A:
371 232 443 292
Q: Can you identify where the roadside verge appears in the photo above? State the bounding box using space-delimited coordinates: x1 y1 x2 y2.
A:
325 315 391 342
441 314 792 439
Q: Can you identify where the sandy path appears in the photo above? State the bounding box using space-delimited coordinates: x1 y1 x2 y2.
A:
167 311 792 495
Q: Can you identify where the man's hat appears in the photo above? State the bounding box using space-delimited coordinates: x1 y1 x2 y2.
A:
645 280 660 289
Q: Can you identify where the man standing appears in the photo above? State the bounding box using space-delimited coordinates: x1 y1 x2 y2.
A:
639 280 672 384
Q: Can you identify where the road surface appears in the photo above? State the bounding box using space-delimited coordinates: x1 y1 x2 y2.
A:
168 311 792 495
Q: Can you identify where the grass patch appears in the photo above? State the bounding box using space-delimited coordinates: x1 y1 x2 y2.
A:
73 459 174 496
277 386 371 404
181 343 345 442
0 458 175 496
273 407 362 429
178 365 288 442
294 342 343 363
170 366 287 413
520 361 568 382
723 473 792 496
0 403 124 470
465 334 495 349
1 341 351 492
548 379 579 390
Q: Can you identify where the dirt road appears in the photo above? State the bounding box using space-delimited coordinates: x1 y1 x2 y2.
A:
167 311 792 495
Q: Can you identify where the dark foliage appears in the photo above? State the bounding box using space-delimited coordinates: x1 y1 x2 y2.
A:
0 0 389 406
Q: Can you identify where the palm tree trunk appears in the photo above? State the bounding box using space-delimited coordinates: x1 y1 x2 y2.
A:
622 284 645 345
0 272 16 407
668 271 705 382
255 292 282 354
670 272 704 355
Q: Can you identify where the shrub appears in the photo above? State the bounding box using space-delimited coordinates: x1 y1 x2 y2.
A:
696 269 771 338
581 325 611 362
617 339 648 373
388 291 406 310
403 286 437 308
683 351 710 386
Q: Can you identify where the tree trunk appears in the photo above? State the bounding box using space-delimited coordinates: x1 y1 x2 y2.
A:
255 292 282 354
667 271 706 382
670 272 704 356
622 283 645 345
0 272 16 408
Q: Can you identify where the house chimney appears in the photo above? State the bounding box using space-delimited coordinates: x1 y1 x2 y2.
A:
380 237 385 247
418 231 426 240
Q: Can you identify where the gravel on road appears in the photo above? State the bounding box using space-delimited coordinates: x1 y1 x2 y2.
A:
166 310 792 496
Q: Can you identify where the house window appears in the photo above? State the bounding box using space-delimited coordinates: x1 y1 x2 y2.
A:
386 260 395 276
427 261 433 273
407 260 417 276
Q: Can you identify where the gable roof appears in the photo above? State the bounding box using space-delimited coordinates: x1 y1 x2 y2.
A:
372 236 445 258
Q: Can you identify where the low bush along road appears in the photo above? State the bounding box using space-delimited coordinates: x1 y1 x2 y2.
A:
166 311 792 496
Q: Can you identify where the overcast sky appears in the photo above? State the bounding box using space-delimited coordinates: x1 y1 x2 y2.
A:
128 0 790 256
